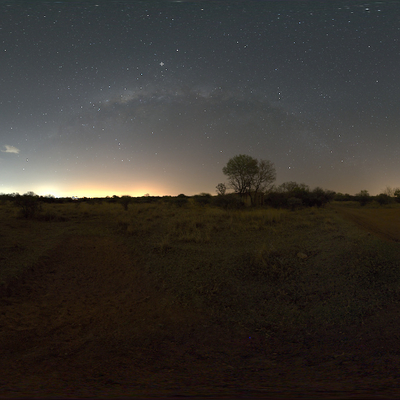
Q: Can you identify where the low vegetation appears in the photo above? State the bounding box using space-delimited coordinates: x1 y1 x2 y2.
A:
1 194 400 340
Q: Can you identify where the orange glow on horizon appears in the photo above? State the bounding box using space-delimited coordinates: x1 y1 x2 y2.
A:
58 182 171 198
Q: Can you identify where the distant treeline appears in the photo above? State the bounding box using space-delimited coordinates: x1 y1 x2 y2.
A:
2 183 399 219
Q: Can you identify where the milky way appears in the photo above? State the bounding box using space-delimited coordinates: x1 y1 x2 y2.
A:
1 0 399 197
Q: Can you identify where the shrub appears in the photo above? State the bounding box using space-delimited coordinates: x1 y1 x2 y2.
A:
193 193 212 206
355 190 372 206
375 193 393 206
287 197 303 210
265 183 334 209
212 194 244 210
13 192 41 218
120 195 132 211
265 191 287 208
334 193 353 201
173 196 189 207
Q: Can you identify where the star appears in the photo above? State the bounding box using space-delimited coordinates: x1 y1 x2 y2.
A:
1 2 398 197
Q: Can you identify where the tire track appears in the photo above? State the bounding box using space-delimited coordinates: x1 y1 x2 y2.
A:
334 206 400 243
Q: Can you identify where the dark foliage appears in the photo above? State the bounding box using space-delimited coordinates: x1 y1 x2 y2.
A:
13 192 41 218
375 193 393 206
212 194 244 210
193 193 212 206
265 182 335 209
355 190 372 206
120 195 132 210
334 193 353 201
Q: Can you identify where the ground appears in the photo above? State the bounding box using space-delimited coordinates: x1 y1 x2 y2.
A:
1 204 400 399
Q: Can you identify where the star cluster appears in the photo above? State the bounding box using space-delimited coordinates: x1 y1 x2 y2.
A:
1 1 399 197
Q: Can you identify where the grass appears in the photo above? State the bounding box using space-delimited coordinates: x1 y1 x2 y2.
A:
2 199 400 339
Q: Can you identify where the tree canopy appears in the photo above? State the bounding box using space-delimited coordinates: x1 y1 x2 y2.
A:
222 154 276 205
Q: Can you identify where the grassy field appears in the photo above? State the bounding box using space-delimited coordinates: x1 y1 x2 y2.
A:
3 198 400 396
2 198 400 336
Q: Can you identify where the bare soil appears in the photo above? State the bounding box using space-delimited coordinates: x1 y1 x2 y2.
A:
2 214 400 398
333 205 400 243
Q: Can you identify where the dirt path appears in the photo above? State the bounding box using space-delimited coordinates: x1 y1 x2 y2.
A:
2 235 400 398
333 206 400 243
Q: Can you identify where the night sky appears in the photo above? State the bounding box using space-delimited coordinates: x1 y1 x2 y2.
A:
1 0 399 198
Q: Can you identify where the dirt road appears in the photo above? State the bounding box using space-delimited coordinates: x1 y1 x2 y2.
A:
2 234 400 398
333 205 400 243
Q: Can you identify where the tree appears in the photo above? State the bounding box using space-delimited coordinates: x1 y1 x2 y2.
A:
394 189 400 203
120 195 132 211
383 186 395 197
222 154 276 205
309 187 333 207
223 154 258 196
355 190 371 206
250 159 276 205
216 183 227 196
376 193 392 206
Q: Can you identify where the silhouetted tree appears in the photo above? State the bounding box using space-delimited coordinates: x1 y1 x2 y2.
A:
278 181 310 205
355 190 372 206
120 195 132 210
375 193 392 206
250 159 276 205
222 154 276 205
216 183 227 196
383 186 396 197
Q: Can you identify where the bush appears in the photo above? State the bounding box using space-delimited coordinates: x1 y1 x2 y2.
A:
265 183 334 209
334 193 353 202
120 195 132 210
212 194 244 210
265 191 287 208
172 196 189 207
355 190 372 206
193 193 212 206
13 192 41 218
375 193 393 206
287 197 303 210
308 187 334 208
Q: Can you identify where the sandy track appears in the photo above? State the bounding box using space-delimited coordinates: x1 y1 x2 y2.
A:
333 206 400 242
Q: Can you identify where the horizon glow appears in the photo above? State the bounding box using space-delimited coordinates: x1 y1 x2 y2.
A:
1 1 399 198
